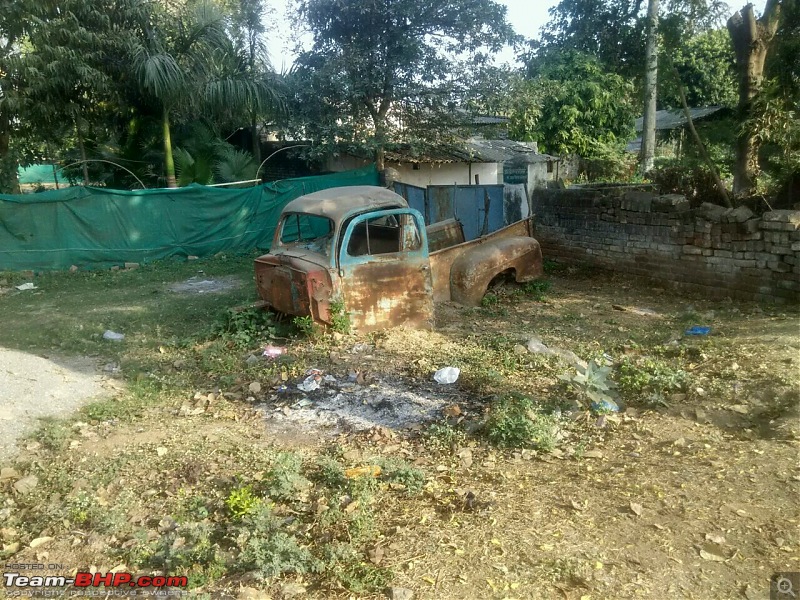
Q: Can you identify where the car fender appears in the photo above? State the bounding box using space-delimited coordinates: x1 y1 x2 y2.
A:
449 236 544 306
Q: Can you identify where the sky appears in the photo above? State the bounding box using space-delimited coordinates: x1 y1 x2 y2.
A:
266 0 769 71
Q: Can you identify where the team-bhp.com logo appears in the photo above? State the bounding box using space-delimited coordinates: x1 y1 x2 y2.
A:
3 571 188 589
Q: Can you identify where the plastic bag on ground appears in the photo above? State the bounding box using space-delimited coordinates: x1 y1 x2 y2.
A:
433 366 460 384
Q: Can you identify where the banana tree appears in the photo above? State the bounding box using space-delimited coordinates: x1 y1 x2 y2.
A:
129 0 281 188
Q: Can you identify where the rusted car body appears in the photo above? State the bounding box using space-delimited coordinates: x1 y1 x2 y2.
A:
254 186 543 332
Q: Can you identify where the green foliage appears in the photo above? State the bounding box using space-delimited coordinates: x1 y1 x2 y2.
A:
659 29 737 109
265 452 312 501
617 356 690 405
484 393 559 451
558 360 619 411
481 293 499 307
293 315 320 338
322 543 393 593
225 486 262 519
521 280 551 301
329 299 351 334
236 505 323 579
214 307 276 348
510 51 636 158
374 458 426 495
423 422 467 452
290 0 515 159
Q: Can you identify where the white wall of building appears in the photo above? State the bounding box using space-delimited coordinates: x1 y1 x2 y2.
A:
325 156 503 188
388 161 501 187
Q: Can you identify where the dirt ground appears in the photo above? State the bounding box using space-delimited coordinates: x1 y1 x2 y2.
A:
0 262 798 600
0 350 113 459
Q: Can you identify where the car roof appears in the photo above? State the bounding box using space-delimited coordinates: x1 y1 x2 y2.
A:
280 186 408 224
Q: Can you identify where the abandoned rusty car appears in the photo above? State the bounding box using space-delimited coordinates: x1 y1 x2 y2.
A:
254 185 543 332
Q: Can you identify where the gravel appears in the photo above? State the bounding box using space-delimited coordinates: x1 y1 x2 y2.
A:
0 349 111 459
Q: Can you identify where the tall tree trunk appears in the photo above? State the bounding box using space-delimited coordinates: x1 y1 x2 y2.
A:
727 0 782 196
0 106 20 194
250 113 261 166
75 118 90 185
640 0 659 175
162 107 177 188
672 65 732 207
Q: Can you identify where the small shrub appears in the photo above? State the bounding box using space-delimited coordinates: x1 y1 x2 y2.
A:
293 315 320 337
236 505 323 579
225 486 262 519
558 360 619 411
322 543 393 593
617 357 689 405
484 393 559 451
215 308 276 348
522 280 551 301
481 293 499 307
423 422 467 452
374 458 426 495
265 452 311 501
329 299 351 334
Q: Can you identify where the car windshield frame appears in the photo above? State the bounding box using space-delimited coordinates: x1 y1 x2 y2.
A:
275 212 336 259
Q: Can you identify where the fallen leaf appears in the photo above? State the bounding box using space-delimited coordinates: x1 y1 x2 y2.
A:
582 450 603 459
729 404 749 414
344 465 381 479
570 499 585 511
30 537 54 549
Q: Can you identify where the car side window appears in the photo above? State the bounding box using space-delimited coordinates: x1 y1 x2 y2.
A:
346 212 422 257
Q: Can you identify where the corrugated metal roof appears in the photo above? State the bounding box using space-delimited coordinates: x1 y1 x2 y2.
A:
635 106 725 132
385 138 557 165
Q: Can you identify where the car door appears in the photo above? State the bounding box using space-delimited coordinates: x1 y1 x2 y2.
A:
337 208 433 332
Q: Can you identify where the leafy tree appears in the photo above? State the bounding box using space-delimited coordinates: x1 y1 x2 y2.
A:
727 0 783 196
129 0 281 187
293 0 515 168
659 29 737 108
514 51 636 157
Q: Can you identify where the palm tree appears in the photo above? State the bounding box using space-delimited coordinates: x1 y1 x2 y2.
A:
129 0 281 187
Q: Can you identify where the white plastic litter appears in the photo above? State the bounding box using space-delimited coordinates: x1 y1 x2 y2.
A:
103 330 125 342
15 283 37 291
297 376 320 392
433 366 460 385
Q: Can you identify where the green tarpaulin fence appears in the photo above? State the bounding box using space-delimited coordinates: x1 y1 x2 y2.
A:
0 166 379 271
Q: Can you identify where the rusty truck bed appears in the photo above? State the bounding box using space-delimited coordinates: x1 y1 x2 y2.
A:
428 218 536 303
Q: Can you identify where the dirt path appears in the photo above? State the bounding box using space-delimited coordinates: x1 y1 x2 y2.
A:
0 349 112 459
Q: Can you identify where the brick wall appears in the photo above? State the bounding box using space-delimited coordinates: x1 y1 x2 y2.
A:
532 187 800 303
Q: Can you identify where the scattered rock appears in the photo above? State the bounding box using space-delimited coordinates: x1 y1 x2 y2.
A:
0 467 20 481
187 255 199 261
124 262 139 270
630 502 643 516
386 588 414 600
29 536 54 549
512 344 528 355
13 475 38 494
102 330 125 342
698 202 730 223
69 265 79 273
238 586 272 600
248 382 262 394
279 582 306 599
725 205 754 223
246 355 260 366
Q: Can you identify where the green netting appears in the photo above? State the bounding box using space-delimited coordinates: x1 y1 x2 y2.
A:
0 165 379 271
